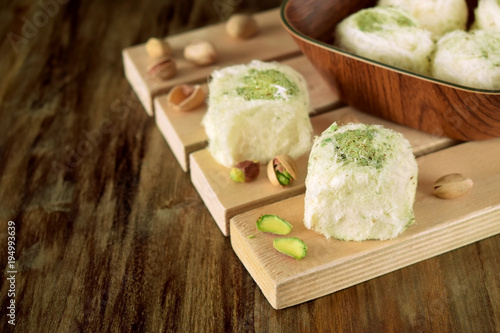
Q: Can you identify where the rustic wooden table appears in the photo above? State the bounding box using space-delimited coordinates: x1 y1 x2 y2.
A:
1 1 499 332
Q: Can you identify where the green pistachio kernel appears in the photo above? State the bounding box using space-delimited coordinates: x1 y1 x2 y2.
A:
276 170 292 185
273 237 307 260
256 214 293 235
229 167 245 183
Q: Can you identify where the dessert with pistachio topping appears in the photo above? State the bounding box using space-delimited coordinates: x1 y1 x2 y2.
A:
473 0 500 33
334 6 434 75
202 60 312 168
304 123 418 241
432 30 500 90
377 0 468 38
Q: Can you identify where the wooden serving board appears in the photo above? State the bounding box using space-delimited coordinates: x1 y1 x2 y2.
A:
122 8 300 116
190 107 456 236
154 55 341 172
230 138 500 309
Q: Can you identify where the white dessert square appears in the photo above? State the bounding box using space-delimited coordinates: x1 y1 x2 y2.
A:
304 123 418 241
202 60 312 167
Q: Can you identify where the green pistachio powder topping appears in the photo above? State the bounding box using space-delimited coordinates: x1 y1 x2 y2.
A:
355 9 415 32
235 69 299 101
321 124 390 169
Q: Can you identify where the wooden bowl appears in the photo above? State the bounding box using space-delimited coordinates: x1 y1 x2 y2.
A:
281 0 500 141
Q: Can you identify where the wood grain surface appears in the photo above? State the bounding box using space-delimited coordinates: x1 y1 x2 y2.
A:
122 8 303 116
231 138 500 309
0 1 499 333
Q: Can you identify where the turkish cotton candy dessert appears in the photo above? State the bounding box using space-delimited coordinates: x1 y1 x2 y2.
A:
432 30 500 90
334 6 435 75
304 123 418 241
377 0 468 38
473 0 500 32
202 60 312 167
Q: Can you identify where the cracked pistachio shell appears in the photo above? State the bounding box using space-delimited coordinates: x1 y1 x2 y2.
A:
166 84 206 112
267 154 298 187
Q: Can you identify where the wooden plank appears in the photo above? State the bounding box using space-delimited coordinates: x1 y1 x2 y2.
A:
189 143 309 236
154 85 209 172
122 8 301 116
190 107 456 236
230 138 500 309
155 55 341 171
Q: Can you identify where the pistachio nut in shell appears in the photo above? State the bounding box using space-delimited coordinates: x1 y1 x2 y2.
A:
433 173 473 199
145 37 172 59
147 57 177 80
183 40 217 66
226 14 259 39
267 154 297 187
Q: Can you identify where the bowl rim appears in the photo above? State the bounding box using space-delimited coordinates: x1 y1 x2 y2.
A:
280 0 500 95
